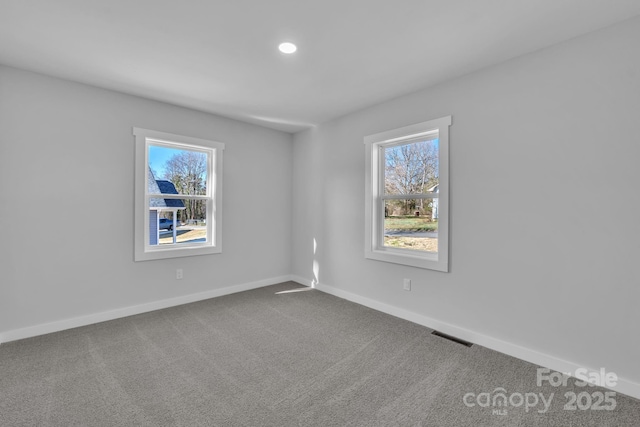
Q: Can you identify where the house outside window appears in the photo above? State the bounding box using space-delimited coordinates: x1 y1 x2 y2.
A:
134 128 224 261
147 168 185 245
364 116 451 272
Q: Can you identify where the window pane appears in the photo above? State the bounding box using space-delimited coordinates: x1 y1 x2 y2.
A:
149 199 208 246
384 199 438 253
384 138 439 195
148 144 208 195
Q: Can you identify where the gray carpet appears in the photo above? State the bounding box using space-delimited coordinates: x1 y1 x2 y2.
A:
1 281 639 426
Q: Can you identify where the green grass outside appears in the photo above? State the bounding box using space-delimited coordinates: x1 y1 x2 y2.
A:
384 216 438 232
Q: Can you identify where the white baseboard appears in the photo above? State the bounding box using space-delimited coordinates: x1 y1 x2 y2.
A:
291 277 640 401
290 274 315 288
0 275 294 344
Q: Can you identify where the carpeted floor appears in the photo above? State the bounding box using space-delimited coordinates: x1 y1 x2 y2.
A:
1 281 639 426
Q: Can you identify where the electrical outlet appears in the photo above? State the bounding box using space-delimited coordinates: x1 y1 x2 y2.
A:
403 278 411 291
176 268 183 280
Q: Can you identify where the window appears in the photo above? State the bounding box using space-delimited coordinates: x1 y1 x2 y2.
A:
364 116 451 271
133 128 224 261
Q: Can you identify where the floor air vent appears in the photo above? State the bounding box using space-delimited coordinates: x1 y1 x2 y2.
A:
431 330 473 347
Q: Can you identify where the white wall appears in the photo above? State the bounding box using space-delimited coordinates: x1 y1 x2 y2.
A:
0 66 293 337
2 13 639 398
292 16 640 394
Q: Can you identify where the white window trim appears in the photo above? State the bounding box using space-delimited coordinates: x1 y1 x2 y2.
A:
133 127 224 261
364 116 451 272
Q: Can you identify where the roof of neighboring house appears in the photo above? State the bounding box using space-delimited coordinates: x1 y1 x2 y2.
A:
148 168 186 209
156 180 186 208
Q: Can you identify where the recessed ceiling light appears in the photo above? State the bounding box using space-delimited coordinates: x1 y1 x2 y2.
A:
278 42 297 54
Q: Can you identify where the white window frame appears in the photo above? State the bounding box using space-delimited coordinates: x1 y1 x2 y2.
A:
364 116 451 272
133 128 224 261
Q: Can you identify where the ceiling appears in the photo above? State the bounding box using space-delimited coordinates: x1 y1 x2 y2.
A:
2 1 639 133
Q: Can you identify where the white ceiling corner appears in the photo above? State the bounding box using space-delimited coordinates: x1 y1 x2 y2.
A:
1 0 639 133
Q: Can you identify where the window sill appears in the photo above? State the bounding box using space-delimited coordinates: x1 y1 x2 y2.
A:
135 244 221 262
365 248 447 272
